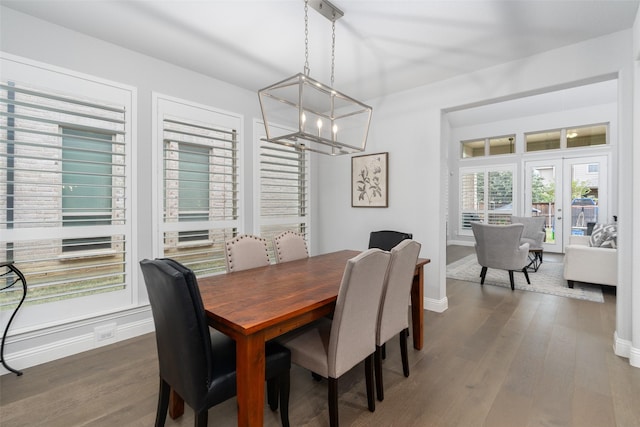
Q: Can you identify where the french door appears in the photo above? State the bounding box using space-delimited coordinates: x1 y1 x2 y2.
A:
525 155 608 253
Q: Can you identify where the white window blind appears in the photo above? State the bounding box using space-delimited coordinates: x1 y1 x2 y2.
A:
459 166 514 234
256 124 309 260
0 55 134 329
156 96 240 276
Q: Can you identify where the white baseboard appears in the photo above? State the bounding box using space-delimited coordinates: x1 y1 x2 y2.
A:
614 331 640 369
614 330 631 358
630 345 640 368
425 296 448 313
1 307 154 376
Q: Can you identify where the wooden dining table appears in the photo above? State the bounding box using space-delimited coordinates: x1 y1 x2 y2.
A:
169 249 430 426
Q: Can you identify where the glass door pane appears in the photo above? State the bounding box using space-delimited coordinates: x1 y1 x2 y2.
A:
527 156 608 253
565 156 608 241
526 160 562 252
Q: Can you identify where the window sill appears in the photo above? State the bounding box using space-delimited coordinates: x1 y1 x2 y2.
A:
58 249 117 261
176 240 214 249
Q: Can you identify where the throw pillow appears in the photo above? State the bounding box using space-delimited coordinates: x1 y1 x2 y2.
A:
589 223 604 246
589 223 617 248
600 227 617 248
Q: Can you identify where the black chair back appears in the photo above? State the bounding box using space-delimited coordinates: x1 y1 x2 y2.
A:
140 259 212 410
368 230 413 251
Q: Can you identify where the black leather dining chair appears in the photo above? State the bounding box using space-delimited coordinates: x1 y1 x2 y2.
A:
140 258 291 427
368 230 413 251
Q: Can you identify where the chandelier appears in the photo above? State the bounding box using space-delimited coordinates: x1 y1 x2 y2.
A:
258 0 372 156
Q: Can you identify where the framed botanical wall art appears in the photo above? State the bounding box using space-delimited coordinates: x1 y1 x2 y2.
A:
352 152 388 207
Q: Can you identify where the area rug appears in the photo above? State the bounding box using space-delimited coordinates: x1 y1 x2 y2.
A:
446 254 604 303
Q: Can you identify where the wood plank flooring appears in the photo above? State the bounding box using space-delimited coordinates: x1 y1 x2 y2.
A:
1 245 638 426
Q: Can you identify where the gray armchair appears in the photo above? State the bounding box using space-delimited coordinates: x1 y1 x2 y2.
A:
510 215 546 250
471 222 531 291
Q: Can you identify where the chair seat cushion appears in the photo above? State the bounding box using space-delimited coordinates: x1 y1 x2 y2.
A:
279 318 332 378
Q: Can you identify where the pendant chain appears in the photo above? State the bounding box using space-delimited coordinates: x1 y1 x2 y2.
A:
304 0 310 76
331 17 336 86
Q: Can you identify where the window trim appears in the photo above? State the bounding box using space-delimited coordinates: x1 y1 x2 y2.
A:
152 92 244 274
0 52 137 332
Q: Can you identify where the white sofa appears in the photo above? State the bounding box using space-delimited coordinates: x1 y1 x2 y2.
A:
563 235 617 288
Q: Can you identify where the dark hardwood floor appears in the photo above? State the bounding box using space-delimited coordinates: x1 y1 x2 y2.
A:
1 246 638 426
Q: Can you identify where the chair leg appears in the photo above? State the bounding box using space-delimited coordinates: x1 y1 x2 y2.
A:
279 372 291 427
155 378 170 427
328 377 339 427
522 267 531 285
267 377 278 410
400 328 410 378
374 345 384 401
194 410 208 427
480 266 487 285
381 343 386 359
508 270 515 290
365 354 376 412
568 280 575 289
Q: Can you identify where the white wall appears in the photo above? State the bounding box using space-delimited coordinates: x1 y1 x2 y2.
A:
315 29 638 367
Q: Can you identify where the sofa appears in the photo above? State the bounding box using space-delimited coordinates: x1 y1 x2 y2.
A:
563 231 617 288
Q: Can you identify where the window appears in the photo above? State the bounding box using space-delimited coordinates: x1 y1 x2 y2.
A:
459 166 514 233
461 135 515 158
489 136 515 156
566 124 607 148
255 122 310 260
176 143 210 243
62 128 115 252
526 130 561 152
526 123 608 152
155 95 240 277
0 54 133 329
461 139 484 158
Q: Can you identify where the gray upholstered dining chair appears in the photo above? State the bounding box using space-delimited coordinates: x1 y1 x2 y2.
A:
374 239 421 402
279 249 391 427
470 222 531 291
273 230 309 263
139 258 291 427
224 234 270 272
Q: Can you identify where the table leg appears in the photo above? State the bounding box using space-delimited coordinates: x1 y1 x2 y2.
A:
169 389 184 419
410 266 424 350
236 332 266 427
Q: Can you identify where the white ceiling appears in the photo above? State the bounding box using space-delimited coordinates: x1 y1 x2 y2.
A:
3 0 638 102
